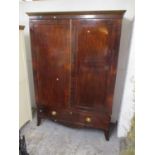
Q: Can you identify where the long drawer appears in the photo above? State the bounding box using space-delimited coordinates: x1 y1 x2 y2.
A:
48 108 110 130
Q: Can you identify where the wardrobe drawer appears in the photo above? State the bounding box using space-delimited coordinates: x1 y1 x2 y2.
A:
75 111 110 129
48 109 73 123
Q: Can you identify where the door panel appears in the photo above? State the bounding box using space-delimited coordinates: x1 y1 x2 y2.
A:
71 19 113 113
32 20 71 109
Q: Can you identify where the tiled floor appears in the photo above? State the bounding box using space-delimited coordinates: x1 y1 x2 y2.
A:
21 117 120 155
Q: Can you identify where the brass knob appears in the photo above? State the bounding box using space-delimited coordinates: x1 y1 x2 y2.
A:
51 111 57 116
85 117 91 123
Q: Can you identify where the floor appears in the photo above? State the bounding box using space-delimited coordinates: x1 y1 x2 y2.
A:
20 116 120 155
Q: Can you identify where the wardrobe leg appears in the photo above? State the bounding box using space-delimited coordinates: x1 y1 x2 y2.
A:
104 130 110 141
104 122 117 141
37 115 41 126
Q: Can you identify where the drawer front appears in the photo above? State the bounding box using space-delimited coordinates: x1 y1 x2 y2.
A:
48 108 110 130
74 111 110 129
48 109 74 123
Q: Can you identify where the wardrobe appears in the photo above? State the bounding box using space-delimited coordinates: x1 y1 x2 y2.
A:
27 11 125 140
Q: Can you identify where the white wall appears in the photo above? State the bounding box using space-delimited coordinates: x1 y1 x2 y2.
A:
19 0 134 137
19 29 32 128
117 24 135 137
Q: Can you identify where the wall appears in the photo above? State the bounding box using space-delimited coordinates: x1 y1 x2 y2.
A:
19 0 134 137
19 29 32 128
117 24 135 137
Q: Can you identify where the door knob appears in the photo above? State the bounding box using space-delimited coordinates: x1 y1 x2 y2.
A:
104 66 109 71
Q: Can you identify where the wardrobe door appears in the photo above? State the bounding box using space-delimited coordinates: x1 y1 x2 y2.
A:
30 20 71 110
71 19 114 114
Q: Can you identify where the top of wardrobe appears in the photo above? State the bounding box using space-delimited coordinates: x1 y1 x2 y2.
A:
26 10 126 19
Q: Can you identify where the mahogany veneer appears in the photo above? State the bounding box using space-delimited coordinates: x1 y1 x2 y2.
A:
27 11 125 140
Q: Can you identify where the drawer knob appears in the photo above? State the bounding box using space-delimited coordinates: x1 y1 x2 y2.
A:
85 117 91 123
51 111 57 116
